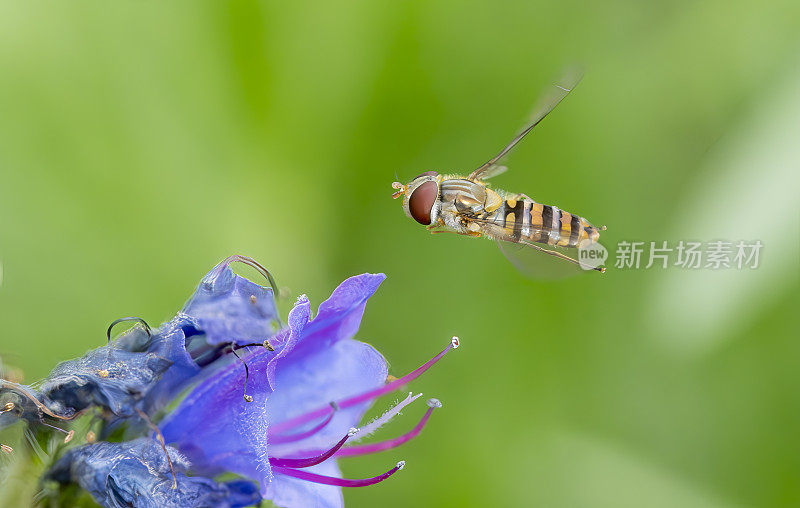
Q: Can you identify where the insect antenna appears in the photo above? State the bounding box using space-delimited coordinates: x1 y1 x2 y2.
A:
391 181 406 199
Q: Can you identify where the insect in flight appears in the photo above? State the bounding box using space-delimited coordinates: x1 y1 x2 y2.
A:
391 69 606 274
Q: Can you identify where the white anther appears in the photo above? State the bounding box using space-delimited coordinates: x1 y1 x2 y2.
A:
427 398 442 409
348 427 359 437
451 336 460 349
396 460 406 470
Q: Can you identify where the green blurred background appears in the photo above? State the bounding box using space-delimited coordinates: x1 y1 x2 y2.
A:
1 1 799 507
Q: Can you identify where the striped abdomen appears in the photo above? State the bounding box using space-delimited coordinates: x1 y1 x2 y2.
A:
485 197 600 248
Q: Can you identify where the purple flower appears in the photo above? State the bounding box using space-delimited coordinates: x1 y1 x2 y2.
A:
47 438 261 508
2 256 281 442
0 381 52 428
40 346 172 418
124 256 282 414
159 273 458 508
0 344 171 432
177 255 280 347
5 256 457 508
1 256 280 424
102 256 281 417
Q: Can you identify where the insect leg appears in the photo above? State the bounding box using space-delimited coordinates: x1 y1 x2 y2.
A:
427 227 481 237
522 240 605 273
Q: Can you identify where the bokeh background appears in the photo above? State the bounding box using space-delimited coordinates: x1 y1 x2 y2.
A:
1 1 799 507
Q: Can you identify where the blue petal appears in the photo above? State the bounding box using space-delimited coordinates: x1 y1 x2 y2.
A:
266 295 312 388
160 336 386 497
293 273 385 357
160 276 389 498
38 345 171 418
268 339 387 456
267 460 344 508
159 298 311 493
136 324 201 414
179 259 279 346
0 381 47 428
47 438 261 508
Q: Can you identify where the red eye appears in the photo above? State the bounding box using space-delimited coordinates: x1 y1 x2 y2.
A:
408 181 438 225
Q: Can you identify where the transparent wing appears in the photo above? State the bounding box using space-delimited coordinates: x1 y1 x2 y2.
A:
457 214 604 277
497 240 584 279
468 66 583 181
475 164 507 180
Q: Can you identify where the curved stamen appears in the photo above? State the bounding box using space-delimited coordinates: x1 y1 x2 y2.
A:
337 398 441 457
270 402 338 444
107 317 151 344
270 337 459 435
270 428 357 468
37 414 75 443
137 409 177 489
273 460 405 487
228 339 280 403
235 339 275 352
230 347 254 403
0 381 74 421
219 255 285 327
221 255 281 302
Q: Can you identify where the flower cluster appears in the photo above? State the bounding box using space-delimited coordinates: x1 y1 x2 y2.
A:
0 256 458 507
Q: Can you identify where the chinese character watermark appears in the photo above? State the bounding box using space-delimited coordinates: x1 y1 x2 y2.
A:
609 240 762 270
614 241 645 269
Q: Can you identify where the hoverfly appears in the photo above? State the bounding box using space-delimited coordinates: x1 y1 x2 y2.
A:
392 69 606 274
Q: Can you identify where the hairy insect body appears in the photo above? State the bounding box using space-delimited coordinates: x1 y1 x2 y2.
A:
437 176 600 248
484 195 600 247
391 69 607 273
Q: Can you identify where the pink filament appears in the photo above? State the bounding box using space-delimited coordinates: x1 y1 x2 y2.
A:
336 407 435 457
270 404 336 444
273 462 403 487
270 431 351 468
270 338 456 435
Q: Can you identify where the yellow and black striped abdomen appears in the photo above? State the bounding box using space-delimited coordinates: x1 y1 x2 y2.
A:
491 197 600 248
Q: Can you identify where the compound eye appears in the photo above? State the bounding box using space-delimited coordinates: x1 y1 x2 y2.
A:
408 181 438 225
414 170 438 179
